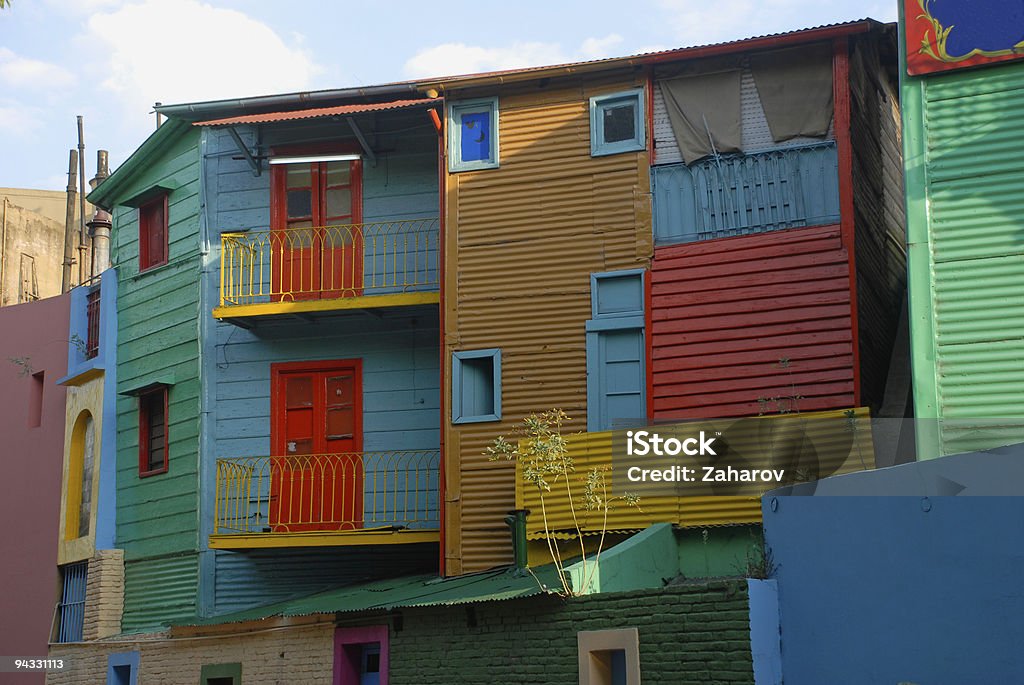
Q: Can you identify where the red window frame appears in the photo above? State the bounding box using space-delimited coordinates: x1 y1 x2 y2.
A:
138 193 169 272
138 386 169 477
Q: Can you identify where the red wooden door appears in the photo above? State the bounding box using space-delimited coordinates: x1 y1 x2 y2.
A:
270 360 363 531
271 159 362 301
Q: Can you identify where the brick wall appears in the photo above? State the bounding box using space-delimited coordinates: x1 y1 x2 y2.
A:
47 621 334 685
83 549 124 641
381 581 753 685
48 581 752 685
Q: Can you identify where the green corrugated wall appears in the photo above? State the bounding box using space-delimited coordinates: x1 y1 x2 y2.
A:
903 56 1024 457
111 125 203 630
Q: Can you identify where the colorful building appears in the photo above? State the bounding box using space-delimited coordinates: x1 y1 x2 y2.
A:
48 18 907 684
901 0 1024 458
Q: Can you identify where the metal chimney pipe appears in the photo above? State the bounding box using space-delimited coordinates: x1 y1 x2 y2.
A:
88 150 113 274
76 116 90 283
61 149 79 292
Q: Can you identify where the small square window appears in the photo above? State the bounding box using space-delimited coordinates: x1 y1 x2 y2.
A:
107 651 140 685
200 663 241 685
138 386 169 477
578 628 640 685
590 89 646 157
139 193 169 271
448 97 499 172
452 349 501 424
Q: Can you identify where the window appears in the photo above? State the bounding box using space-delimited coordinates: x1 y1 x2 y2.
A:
200 663 241 685
28 370 44 428
86 287 101 359
590 89 645 157
335 625 388 685
138 386 168 477
66 411 96 540
577 628 640 685
270 154 363 300
451 349 501 424
586 271 646 431
56 561 88 643
107 652 140 685
448 97 499 172
138 193 169 271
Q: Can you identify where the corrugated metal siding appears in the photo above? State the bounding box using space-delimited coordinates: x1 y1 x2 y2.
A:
212 545 436 615
652 62 835 165
651 143 839 244
122 554 198 633
651 224 855 419
516 408 874 536
922 62 1024 452
445 73 652 573
849 36 907 414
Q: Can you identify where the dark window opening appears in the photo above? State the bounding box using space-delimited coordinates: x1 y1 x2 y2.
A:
86 288 101 359
138 194 168 271
138 387 168 477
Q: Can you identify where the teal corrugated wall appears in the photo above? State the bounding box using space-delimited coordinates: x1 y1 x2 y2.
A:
122 555 199 633
917 62 1024 454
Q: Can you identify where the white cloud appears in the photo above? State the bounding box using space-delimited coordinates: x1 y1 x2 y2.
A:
84 0 322 116
0 101 44 136
0 48 75 90
403 34 628 79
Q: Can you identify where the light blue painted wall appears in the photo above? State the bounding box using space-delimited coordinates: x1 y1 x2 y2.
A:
197 119 441 617
652 142 840 245
747 579 782 685
763 486 1024 683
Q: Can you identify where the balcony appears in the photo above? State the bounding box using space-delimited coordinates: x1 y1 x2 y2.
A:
516 407 875 540
213 217 439 321
210 450 440 549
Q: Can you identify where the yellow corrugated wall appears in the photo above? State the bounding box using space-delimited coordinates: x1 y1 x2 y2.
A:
444 71 653 574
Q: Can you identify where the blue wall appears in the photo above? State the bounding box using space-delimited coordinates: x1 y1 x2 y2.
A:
197 117 441 616
763 491 1024 683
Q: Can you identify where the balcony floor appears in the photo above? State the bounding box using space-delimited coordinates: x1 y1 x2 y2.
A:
209 527 440 550
213 291 439 324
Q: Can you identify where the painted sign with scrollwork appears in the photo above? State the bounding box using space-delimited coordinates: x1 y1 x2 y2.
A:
905 0 1024 75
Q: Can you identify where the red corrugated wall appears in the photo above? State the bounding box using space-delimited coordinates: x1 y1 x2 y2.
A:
651 224 855 419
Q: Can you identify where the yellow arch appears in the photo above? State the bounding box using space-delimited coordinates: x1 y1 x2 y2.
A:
65 410 95 541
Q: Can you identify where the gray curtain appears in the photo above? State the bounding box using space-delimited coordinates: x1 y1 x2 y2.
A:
659 69 742 165
749 43 834 142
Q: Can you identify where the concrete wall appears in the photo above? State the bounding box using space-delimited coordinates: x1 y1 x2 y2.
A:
0 200 70 306
763 452 1024 684
0 293 70 683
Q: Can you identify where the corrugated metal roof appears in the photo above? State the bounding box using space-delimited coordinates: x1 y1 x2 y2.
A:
183 566 559 627
194 98 441 127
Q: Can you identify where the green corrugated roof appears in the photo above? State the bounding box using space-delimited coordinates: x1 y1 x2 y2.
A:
184 566 560 627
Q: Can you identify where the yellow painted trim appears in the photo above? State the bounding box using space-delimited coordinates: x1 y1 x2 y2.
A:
59 367 104 387
213 292 439 319
209 529 441 549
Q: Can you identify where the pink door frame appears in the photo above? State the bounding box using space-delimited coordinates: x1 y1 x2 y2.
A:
334 625 389 685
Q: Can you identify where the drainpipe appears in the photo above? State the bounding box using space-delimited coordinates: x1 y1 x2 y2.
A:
504 509 530 570
1 197 7 305
88 150 112 275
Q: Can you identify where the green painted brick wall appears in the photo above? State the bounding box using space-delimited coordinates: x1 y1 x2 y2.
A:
350 581 753 685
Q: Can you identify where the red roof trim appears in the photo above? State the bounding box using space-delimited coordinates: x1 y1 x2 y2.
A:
194 98 441 127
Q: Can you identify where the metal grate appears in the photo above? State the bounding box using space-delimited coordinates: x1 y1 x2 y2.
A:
85 288 101 359
57 561 88 643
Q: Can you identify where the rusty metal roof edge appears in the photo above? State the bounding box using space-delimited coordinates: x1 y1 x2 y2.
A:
193 98 442 127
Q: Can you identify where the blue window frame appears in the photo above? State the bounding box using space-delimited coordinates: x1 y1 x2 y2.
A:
586 270 646 431
448 97 499 172
590 89 646 157
452 349 501 424
107 652 140 685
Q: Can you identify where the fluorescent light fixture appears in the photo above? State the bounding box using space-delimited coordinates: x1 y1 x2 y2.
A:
269 153 361 165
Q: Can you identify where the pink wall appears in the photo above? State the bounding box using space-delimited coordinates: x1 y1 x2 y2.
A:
0 294 69 680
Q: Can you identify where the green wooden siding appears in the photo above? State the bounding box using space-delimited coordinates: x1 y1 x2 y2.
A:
110 125 203 629
903 59 1024 456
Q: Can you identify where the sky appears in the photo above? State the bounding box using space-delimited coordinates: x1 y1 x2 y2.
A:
0 0 895 190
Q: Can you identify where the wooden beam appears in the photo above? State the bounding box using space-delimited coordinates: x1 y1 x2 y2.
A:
227 126 261 176
346 118 377 167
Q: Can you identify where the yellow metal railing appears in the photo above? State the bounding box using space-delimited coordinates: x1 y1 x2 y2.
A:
516 408 876 539
214 450 440 534
219 217 439 307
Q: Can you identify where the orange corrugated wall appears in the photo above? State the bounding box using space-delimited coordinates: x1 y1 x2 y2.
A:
444 72 653 574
